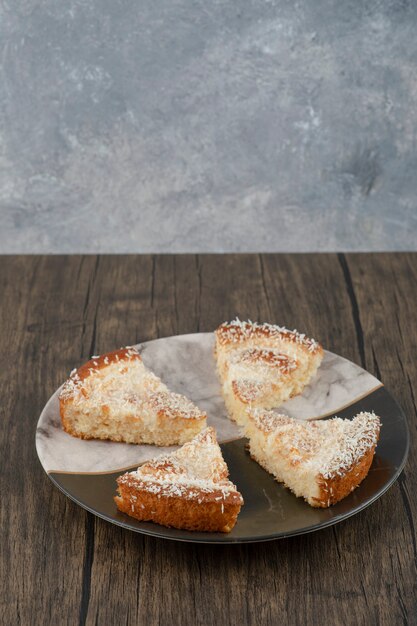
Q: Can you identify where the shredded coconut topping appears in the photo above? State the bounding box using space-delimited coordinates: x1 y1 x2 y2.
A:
118 427 243 502
215 320 323 422
59 347 206 422
249 409 380 479
143 390 206 420
215 318 321 353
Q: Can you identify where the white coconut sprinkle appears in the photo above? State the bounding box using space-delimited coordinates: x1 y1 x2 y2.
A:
118 427 243 503
59 347 206 423
249 409 381 479
215 318 321 353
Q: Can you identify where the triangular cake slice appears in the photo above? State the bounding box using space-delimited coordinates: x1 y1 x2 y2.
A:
59 347 207 446
215 319 323 425
115 427 243 532
245 409 380 507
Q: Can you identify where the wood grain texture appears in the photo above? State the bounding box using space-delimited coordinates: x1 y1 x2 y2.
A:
1 254 416 626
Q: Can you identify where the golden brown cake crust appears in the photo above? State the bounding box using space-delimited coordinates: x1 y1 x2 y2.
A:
115 427 243 532
72 347 141 382
114 482 242 532
314 443 378 507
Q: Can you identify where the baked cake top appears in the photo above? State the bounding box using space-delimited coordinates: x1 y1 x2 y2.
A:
118 427 243 504
59 347 206 422
215 319 322 355
248 410 380 480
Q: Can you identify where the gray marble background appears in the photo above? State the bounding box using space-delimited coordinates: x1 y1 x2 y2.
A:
1 0 416 253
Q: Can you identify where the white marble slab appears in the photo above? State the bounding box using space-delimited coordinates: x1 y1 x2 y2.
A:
36 333 381 473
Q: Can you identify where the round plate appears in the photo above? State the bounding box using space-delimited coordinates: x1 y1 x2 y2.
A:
36 333 409 543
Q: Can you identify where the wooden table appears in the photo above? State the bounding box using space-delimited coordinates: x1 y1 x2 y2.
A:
2 254 416 626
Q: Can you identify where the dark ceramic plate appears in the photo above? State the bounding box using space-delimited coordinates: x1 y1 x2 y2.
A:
36 334 409 544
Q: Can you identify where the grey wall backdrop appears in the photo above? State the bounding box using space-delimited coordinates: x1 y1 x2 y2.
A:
1 0 416 253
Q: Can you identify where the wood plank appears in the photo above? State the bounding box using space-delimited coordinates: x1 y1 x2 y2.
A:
344 253 417 625
1 254 415 626
0 256 91 626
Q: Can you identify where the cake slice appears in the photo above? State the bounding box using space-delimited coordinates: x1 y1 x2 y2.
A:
115 427 244 532
215 319 323 426
245 409 380 507
59 347 206 446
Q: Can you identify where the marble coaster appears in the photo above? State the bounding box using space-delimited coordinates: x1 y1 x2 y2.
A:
36 332 381 474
